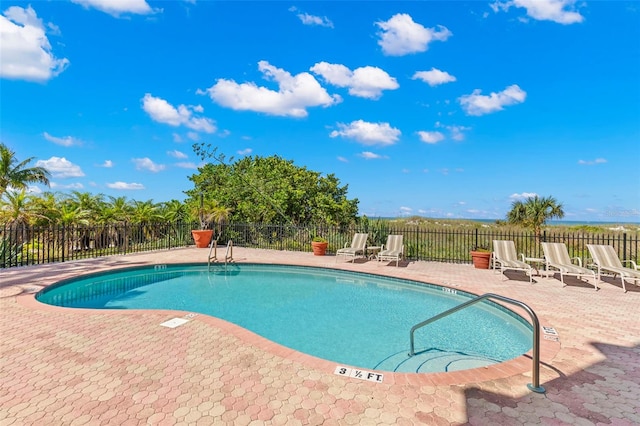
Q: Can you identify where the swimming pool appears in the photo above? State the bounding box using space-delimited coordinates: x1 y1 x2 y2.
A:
36 263 533 373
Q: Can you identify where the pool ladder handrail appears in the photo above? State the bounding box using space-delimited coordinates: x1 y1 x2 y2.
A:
208 239 234 270
409 292 545 393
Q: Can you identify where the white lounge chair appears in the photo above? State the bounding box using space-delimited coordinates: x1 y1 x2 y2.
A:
541 242 597 289
492 240 533 283
378 235 404 267
587 244 640 292
335 233 368 263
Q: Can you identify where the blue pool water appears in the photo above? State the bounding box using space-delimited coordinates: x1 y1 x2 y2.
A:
37 264 533 373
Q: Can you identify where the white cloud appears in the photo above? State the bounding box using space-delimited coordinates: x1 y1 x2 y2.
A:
358 151 387 160
289 7 333 28
43 132 82 147
376 13 452 56
132 157 165 172
578 158 607 165
0 5 69 81
310 62 399 99
26 185 43 194
35 157 85 178
187 132 200 141
50 182 84 190
237 148 252 156
337 156 348 163
459 84 526 116
412 68 456 87
510 192 538 199
172 133 183 143
417 131 445 144
448 125 470 141
141 93 216 133
107 181 145 190
204 61 341 117
100 160 113 168
167 150 187 159
435 122 471 141
330 120 400 146
174 162 197 169
71 0 157 16
490 0 584 24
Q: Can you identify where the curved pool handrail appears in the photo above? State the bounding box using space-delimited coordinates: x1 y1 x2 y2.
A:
409 292 545 393
208 239 234 270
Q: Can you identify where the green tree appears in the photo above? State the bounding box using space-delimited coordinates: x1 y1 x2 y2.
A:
0 143 51 196
188 144 358 226
100 196 133 224
67 191 106 223
0 190 39 227
160 199 188 222
130 200 162 224
29 192 60 225
507 195 565 242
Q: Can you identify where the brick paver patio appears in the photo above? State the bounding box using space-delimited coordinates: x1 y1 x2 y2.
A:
1 247 638 425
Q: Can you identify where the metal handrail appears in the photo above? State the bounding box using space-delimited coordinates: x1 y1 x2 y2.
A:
225 240 233 263
409 292 545 393
208 239 234 270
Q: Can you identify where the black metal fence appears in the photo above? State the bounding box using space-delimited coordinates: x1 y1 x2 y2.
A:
1 221 638 269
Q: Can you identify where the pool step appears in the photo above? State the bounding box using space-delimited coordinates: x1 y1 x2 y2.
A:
374 348 499 373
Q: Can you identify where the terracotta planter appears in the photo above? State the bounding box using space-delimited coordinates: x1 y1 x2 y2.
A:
311 241 328 256
191 230 213 248
470 251 492 269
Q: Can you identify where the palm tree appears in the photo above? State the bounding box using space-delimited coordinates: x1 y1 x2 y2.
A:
0 143 51 196
105 196 132 224
68 191 105 223
507 195 565 242
210 203 232 239
159 199 188 222
0 190 34 227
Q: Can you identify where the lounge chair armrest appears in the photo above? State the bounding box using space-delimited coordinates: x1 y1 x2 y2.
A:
622 259 638 270
519 253 526 262
571 256 583 267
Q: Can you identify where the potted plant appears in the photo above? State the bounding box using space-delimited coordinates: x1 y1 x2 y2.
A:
470 246 492 269
190 195 230 249
311 236 328 256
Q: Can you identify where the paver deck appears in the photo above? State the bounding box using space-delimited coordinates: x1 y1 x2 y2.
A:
1 247 638 425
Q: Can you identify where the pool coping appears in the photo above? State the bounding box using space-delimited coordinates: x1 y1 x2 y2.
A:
16 259 561 389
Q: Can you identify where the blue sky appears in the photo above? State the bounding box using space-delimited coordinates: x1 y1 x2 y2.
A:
1 1 639 223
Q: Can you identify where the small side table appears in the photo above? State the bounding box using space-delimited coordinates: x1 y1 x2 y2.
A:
366 246 381 260
523 257 547 276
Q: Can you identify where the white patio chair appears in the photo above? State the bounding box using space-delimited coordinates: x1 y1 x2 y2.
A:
492 240 533 283
378 235 404 267
335 233 368 263
541 242 597 290
587 244 640 292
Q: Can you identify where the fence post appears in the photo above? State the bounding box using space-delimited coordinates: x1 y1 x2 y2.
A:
474 228 478 249
61 225 66 263
623 233 627 259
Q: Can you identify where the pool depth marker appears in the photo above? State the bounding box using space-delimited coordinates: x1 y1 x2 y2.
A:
334 366 384 383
